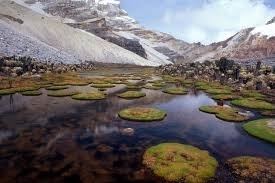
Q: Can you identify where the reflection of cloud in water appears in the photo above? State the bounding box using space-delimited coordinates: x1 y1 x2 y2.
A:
93 125 119 136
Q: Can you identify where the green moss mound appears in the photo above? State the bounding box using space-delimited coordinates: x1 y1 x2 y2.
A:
205 88 232 94
143 85 162 90
143 143 218 183
118 107 166 122
72 92 106 100
0 88 16 95
21 90 42 96
91 83 115 88
118 91 146 99
48 90 79 97
211 94 239 100
199 106 249 122
231 98 275 110
14 86 40 92
152 82 166 87
126 85 142 90
163 87 187 95
243 119 275 143
0 86 40 95
241 90 266 100
46 86 69 91
227 156 275 183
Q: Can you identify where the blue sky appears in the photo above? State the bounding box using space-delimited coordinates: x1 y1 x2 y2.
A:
121 0 275 44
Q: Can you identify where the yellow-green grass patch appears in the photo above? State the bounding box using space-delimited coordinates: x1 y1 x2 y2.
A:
143 143 218 183
243 119 275 143
48 90 80 97
199 106 249 122
241 90 266 100
163 87 187 95
72 92 106 100
118 107 166 122
118 91 146 99
143 85 162 90
21 90 42 96
231 98 275 110
211 94 239 100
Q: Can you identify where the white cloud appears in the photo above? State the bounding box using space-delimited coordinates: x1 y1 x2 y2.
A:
161 0 275 44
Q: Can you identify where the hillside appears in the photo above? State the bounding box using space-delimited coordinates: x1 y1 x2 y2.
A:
0 0 169 66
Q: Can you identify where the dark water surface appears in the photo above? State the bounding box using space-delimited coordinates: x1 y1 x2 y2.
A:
0 85 274 183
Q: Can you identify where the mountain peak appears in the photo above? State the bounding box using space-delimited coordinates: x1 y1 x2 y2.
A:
266 17 275 25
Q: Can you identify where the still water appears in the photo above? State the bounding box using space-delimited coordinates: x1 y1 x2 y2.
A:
0 85 274 183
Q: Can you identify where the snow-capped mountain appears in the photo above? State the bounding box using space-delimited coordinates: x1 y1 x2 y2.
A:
193 19 275 65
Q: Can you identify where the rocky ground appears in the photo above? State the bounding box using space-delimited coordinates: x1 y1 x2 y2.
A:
0 56 95 77
0 20 80 64
158 58 275 91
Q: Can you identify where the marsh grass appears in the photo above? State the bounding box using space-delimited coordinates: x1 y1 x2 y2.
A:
243 119 275 143
163 87 187 95
47 90 80 97
143 143 218 183
231 98 275 110
72 92 106 100
199 106 249 122
211 94 239 100
118 91 146 99
21 90 42 96
118 107 166 122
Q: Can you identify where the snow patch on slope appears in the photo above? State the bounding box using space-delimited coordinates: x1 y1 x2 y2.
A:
251 23 275 38
115 31 172 65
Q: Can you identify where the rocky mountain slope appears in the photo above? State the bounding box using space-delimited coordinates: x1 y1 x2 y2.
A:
0 0 169 66
193 20 275 65
0 0 274 66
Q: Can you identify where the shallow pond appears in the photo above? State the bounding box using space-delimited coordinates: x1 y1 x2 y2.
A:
0 81 274 183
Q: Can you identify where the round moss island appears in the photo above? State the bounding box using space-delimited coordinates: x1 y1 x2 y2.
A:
163 87 187 95
211 94 239 100
243 119 275 143
227 156 275 183
0 88 16 95
143 85 162 90
143 143 218 183
72 92 106 100
118 91 146 99
205 88 232 95
199 106 249 122
118 107 166 122
21 90 42 96
48 90 79 97
231 98 275 110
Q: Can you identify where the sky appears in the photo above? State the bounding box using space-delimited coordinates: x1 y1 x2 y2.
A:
120 0 275 45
